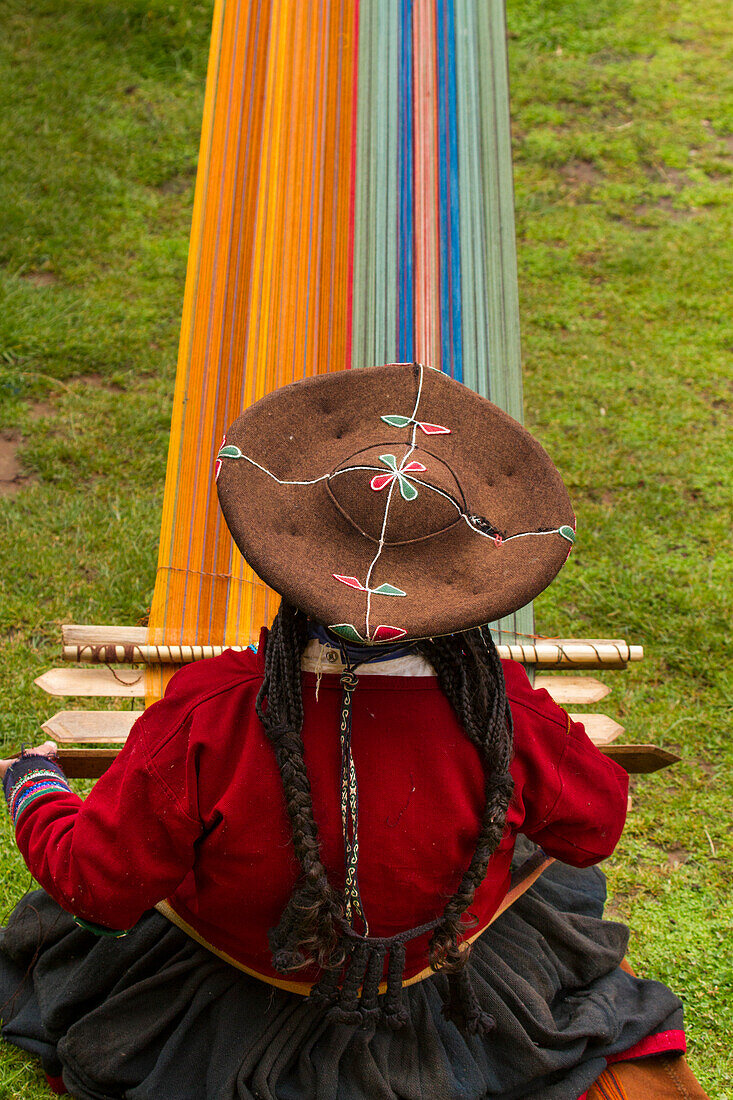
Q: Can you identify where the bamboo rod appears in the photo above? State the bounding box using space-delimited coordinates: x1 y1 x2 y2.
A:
62 625 147 645
61 634 643 669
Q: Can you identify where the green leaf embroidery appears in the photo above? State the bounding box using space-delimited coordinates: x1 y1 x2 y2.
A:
372 583 406 597
330 623 365 643
379 453 398 471
381 415 412 428
558 525 576 543
398 476 418 501
217 444 243 459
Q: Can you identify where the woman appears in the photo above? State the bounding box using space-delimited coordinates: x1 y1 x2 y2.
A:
0 364 703 1098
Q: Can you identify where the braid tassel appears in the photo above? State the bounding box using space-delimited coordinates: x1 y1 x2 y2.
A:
309 938 413 1030
309 959 343 1010
358 944 387 1023
381 940 409 1030
442 965 496 1036
325 942 370 1025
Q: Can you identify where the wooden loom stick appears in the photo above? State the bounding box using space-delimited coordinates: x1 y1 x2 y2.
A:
60 629 643 669
36 668 612 707
54 741 675 781
43 710 621 748
43 712 137 743
602 744 681 774
533 676 611 704
36 668 146 698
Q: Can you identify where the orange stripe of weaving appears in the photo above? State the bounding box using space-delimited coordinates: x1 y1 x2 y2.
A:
148 0 359 700
149 0 225 650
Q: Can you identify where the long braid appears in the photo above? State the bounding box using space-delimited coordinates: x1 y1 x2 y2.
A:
255 601 344 971
418 626 514 974
258 603 514 1030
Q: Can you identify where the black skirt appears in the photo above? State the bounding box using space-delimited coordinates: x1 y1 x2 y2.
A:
0 845 683 1100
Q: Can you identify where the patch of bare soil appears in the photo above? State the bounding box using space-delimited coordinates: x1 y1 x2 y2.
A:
561 159 603 186
158 172 195 195
644 165 691 189
0 432 33 497
75 373 124 393
21 271 57 286
633 198 694 221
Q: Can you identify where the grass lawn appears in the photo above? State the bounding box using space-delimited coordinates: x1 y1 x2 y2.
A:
0 0 731 1096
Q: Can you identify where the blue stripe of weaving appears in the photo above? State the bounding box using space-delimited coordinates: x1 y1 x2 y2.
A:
436 0 451 374
397 0 414 362
446 0 463 381
436 0 462 381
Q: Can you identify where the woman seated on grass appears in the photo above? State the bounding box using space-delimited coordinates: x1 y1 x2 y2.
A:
0 364 706 1099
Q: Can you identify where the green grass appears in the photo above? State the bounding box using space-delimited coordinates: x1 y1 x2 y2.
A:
0 0 731 1095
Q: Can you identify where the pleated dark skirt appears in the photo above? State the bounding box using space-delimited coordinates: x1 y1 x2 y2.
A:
0 846 683 1100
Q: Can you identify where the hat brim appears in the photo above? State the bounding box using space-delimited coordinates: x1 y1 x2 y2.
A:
217 364 575 643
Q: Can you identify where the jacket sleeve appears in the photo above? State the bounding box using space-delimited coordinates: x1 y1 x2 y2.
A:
504 662 629 868
522 710 629 866
5 705 201 931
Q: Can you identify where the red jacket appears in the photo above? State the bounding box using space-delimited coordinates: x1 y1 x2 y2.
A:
11 636 628 983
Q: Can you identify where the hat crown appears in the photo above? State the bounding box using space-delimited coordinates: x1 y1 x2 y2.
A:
327 443 465 545
216 362 575 642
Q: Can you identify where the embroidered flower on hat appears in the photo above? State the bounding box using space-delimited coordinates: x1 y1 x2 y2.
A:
333 575 406 596
369 454 427 501
381 414 451 435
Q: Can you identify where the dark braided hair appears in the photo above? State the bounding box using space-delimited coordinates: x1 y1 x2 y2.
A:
417 627 514 976
255 602 345 971
257 600 515 1016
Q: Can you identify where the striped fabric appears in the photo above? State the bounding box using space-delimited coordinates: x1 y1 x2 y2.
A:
6 766 72 827
147 1 530 701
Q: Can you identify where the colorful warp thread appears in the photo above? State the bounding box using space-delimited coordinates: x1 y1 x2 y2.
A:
5 766 71 827
147 1 529 702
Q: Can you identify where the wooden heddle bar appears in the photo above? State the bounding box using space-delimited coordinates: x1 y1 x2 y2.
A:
60 625 643 671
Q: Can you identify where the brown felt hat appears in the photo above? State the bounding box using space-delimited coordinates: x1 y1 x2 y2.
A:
216 363 575 644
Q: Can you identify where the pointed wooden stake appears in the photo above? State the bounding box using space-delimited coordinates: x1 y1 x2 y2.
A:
36 668 145 698
534 676 611 705
42 711 138 743
569 714 624 745
602 744 680 774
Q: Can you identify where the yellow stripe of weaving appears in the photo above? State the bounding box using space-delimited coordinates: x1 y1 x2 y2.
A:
147 1 358 700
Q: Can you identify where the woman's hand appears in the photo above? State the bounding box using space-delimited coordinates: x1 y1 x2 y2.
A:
0 740 59 779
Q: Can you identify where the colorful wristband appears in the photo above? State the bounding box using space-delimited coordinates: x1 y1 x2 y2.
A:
4 754 72 827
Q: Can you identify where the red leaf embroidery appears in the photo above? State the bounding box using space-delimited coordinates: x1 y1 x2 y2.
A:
401 460 427 474
372 624 407 642
418 422 450 435
370 473 394 491
333 574 366 591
